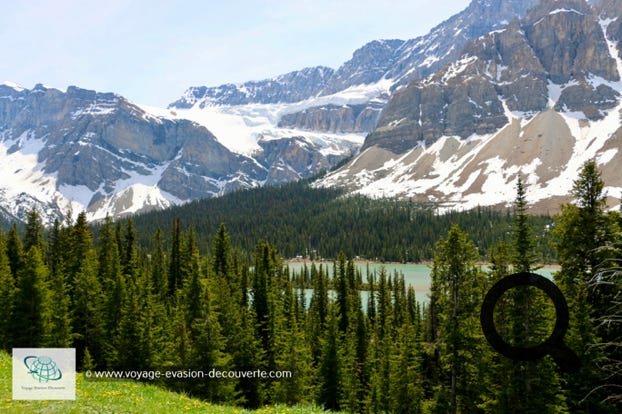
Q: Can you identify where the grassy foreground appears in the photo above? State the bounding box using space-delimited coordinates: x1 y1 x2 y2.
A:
0 352 328 413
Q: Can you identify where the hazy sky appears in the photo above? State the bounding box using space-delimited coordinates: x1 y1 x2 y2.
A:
1 0 470 107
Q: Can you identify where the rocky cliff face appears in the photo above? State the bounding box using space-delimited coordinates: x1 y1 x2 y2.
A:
277 101 384 133
364 0 619 153
319 0 622 212
255 136 358 184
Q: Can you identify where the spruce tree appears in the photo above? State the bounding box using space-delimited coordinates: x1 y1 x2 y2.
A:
234 307 267 408
168 218 183 296
252 241 279 371
0 231 15 349
95 217 124 366
150 228 168 301
429 224 485 414
553 160 619 412
308 263 329 361
45 220 72 348
499 178 567 413
24 208 45 253
6 223 23 279
69 212 104 369
318 305 342 411
272 287 314 406
11 246 52 347
389 323 424 414
184 244 236 403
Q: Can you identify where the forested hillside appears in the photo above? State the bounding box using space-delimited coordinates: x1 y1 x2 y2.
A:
127 180 556 263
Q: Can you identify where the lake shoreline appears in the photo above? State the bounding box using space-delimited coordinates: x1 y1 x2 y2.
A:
286 257 560 271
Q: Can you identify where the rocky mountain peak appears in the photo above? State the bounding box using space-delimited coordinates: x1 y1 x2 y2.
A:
320 39 405 95
364 0 621 153
169 66 335 108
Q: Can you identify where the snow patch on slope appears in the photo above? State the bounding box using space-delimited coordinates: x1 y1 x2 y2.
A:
2 81 25 91
146 80 386 156
320 90 622 212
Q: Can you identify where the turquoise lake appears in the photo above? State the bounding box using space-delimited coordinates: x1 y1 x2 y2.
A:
286 261 560 303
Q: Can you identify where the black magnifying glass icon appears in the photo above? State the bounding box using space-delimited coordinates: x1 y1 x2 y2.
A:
480 272 581 373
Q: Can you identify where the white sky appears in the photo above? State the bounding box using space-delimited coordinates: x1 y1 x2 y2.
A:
1 0 470 107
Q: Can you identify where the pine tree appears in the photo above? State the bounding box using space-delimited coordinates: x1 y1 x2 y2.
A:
69 212 104 369
429 224 485 414
11 246 52 347
553 160 619 412
0 231 15 349
318 305 342 411
498 179 567 413
45 220 72 348
24 208 46 252
6 223 23 279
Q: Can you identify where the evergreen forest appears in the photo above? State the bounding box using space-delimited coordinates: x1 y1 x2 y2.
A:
0 160 620 413
127 180 556 263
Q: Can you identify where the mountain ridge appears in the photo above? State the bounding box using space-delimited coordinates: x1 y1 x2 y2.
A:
0 83 358 223
170 0 540 138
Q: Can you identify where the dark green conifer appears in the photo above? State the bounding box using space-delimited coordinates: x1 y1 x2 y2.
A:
0 231 15 349
429 224 485 414
45 220 72 348
24 208 45 253
553 160 619 412
11 246 52 347
318 305 342 411
6 223 23 279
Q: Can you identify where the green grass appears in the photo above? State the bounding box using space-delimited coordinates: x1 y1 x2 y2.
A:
0 352 328 413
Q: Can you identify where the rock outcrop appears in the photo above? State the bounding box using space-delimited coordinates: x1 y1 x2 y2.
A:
277 101 384 133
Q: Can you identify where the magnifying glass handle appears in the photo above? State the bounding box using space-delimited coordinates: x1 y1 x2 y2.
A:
550 343 581 373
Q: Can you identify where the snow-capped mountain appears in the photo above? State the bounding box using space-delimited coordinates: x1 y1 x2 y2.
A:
319 0 622 213
0 83 360 223
3 0 619 224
